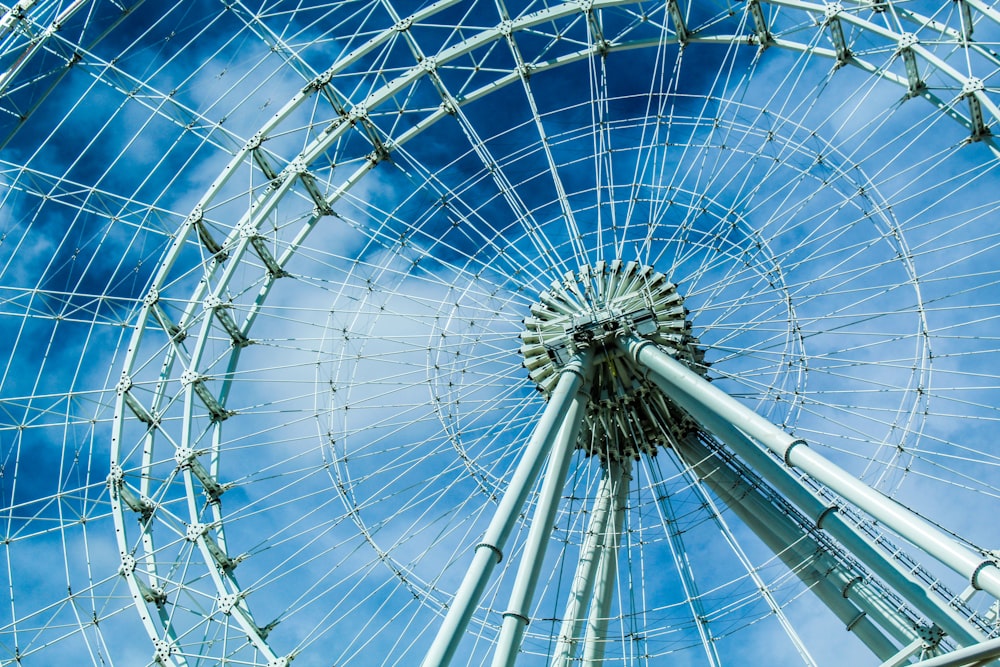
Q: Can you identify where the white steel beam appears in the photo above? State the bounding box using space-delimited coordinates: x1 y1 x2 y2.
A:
551 465 616 667
646 379 983 647
620 336 1000 625
881 637 931 667
581 459 632 666
422 351 593 667
491 384 590 667
673 434 907 659
906 636 1000 667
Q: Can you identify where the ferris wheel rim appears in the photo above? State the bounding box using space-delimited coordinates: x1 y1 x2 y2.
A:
5 1 1000 665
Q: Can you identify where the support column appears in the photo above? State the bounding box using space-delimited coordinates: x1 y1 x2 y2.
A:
657 450 819 666
491 383 590 667
551 466 615 667
649 382 982 648
621 336 1000 616
906 636 1000 667
421 351 593 667
674 433 903 660
581 459 632 666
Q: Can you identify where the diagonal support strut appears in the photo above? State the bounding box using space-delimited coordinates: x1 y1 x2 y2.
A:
421 350 594 667
619 335 1000 613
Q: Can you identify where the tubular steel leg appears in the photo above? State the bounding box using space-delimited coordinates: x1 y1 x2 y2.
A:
421 352 593 667
491 386 590 667
647 461 721 667
646 382 982 649
581 459 632 666
673 433 902 660
621 336 1000 619
658 452 819 667
905 636 1000 667
552 466 615 667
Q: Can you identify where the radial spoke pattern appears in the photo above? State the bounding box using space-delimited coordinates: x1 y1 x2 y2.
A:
3 2 1000 666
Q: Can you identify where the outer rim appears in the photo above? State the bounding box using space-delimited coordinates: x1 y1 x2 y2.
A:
101 2 975 663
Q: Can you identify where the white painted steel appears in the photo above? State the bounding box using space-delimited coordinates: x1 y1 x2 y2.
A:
653 373 983 646
581 459 632 666
906 636 1000 667
672 433 904 659
623 336 1000 605
551 466 617 667
422 352 592 667
68 3 1000 660
881 638 932 667
7 1 1000 665
491 381 591 667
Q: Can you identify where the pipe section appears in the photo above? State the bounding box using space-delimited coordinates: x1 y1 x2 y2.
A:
622 336 1000 605
422 351 592 667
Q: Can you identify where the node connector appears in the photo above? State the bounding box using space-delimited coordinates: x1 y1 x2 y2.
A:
519 262 706 463
520 262 702 394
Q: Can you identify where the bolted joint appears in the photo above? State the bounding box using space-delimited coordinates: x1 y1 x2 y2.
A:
310 68 334 90
116 374 133 396
107 463 125 486
501 610 530 625
204 294 226 310
971 555 1000 590
917 623 944 648
142 583 167 607
475 542 503 564
153 639 174 664
237 221 259 239
243 132 264 151
218 592 242 615
120 554 137 576
624 336 655 363
897 33 918 51
186 522 209 542
174 446 197 468
840 575 863 598
845 610 867 631
185 205 204 225
963 77 985 97
180 369 206 387
143 288 160 307
557 355 589 385
348 104 368 122
782 438 808 467
815 504 838 529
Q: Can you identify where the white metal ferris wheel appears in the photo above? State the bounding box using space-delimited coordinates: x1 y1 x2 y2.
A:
4 1 1000 665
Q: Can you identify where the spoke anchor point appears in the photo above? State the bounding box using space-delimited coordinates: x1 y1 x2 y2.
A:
520 262 707 463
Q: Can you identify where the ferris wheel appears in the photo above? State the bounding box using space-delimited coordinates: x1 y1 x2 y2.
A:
3 1 1000 665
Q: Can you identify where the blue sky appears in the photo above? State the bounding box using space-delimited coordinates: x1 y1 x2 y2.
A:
2 1 1000 666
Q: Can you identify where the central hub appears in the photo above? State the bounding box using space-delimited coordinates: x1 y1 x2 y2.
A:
520 261 706 462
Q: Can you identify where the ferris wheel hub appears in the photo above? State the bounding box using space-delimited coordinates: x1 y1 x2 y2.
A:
520 262 706 461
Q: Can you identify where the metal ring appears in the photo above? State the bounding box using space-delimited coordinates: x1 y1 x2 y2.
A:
475 542 503 564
